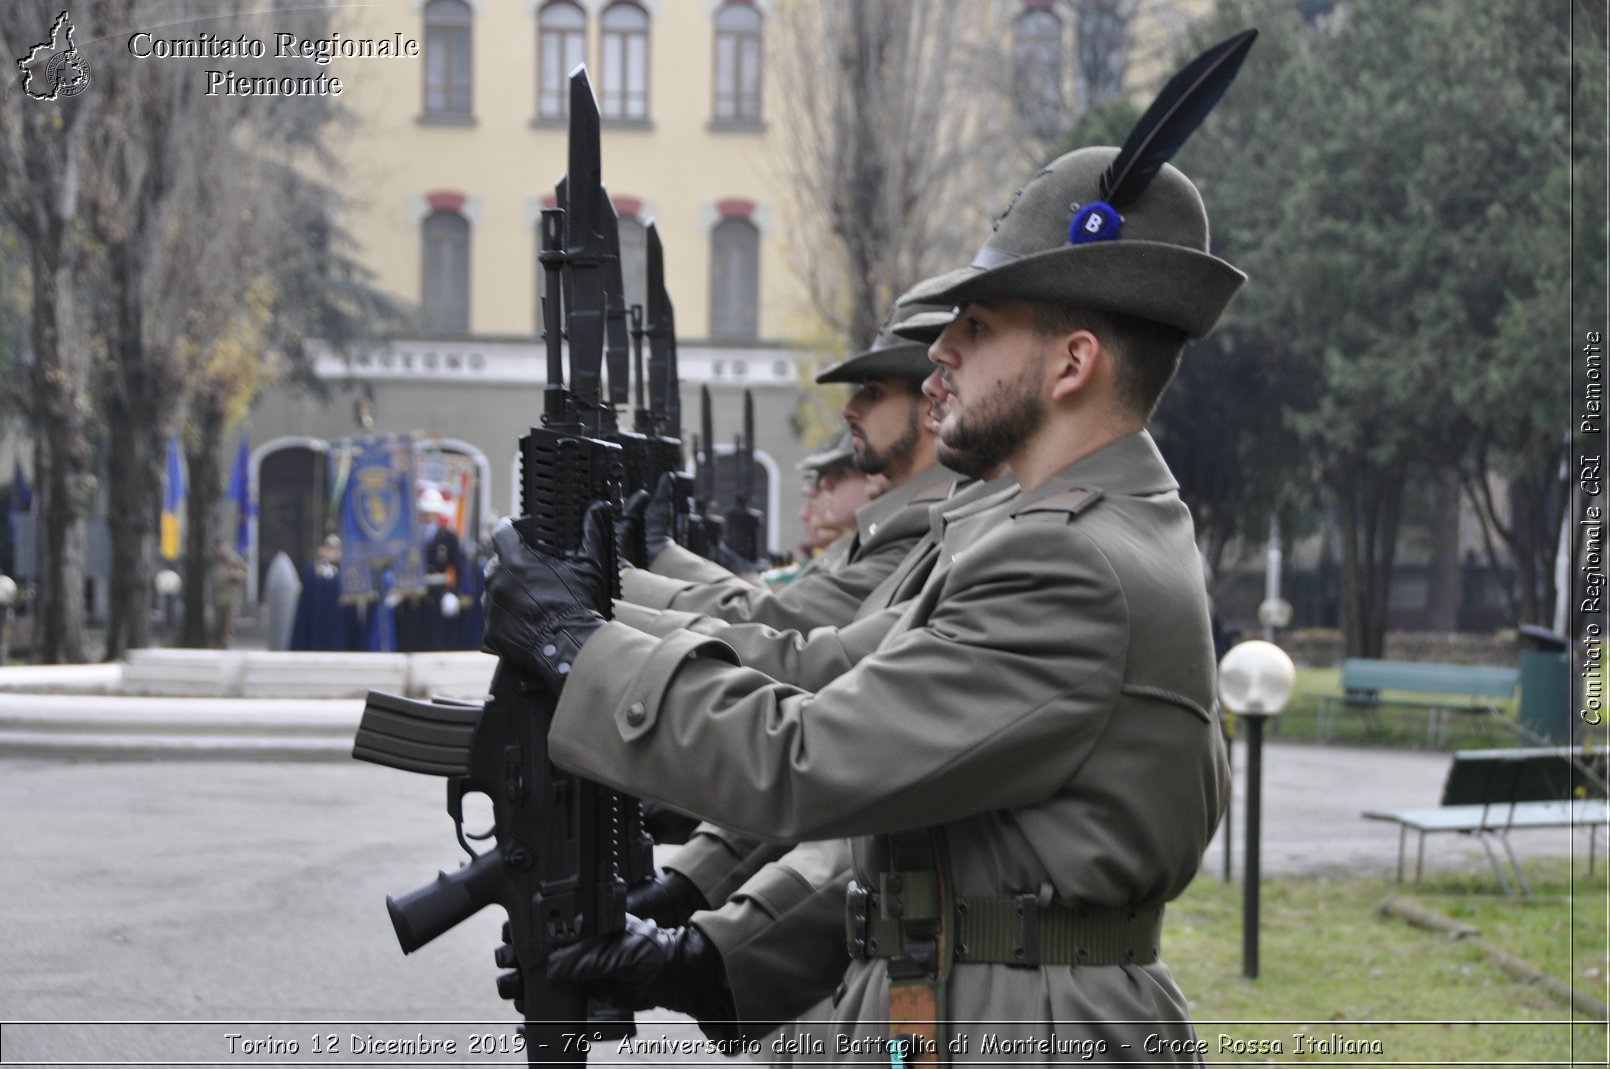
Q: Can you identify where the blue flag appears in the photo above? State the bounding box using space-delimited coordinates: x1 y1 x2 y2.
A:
10 459 31 514
226 434 254 556
161 434 186 561
7 459 32 574
338 435 425 603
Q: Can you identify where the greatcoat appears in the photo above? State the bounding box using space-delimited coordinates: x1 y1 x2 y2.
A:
552 433 1226 1063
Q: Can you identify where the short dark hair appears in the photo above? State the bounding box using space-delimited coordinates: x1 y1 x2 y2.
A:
1029 303 1189 419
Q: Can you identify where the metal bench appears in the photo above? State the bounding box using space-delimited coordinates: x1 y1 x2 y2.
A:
1362 746 1608 894
1318 658 1519 747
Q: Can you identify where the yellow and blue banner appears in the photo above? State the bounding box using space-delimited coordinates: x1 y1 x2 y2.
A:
160 434 186 561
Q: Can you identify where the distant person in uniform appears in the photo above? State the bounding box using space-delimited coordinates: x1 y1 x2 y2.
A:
291 534 360 650
767 436 872 588
208 541 248 649
421 488 466 650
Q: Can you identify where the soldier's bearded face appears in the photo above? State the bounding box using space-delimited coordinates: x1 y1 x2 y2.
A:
922 369 998 480
842 378 923 478
927 301 1047 470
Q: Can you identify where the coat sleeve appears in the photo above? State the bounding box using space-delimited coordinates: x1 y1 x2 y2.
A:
611 598 904 691
692 839 853 1030
665 824 792 905
549 522 1130 841
620 533 917 631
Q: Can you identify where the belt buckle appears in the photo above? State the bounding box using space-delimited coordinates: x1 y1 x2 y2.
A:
886 936 938 980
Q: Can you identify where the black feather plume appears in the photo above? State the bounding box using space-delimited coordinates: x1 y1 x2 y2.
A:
1100 29 1258 210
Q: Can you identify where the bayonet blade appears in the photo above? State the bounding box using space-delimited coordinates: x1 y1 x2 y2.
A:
700 385 715 501
563 68 606 414
600 193 631 415
742 391 756 501
646 223 672 433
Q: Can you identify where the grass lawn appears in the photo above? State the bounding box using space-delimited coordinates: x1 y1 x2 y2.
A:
1167 858 1608 1065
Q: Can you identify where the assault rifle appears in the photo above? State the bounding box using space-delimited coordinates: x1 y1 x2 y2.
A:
350 67 633 1065
721 391 766 563
618 221 691 564
685 385 725 557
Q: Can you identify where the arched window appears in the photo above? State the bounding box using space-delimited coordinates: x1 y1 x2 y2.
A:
1013 6 1063 137
423 0 473 117
422 210 471 334
712 2 763 123
709 216 759 339
600 2 650 121
537 1 586 120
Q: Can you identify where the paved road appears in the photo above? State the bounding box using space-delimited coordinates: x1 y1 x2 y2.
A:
0 741 1596 1065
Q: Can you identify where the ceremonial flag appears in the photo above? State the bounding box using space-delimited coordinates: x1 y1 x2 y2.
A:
226 434 255 556
161 434 186 561
337 434 425 602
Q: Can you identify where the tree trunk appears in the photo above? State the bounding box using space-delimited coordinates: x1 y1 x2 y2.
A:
1333 463 1406 659
101 410 156 659
180 403 226 648
28 243 89 663
1423 469 1462 631
100 233 171 660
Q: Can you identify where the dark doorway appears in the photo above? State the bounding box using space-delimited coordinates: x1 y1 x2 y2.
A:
256 445 329 601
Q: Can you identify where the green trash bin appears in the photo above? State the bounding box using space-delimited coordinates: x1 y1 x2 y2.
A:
1517 624 1570 745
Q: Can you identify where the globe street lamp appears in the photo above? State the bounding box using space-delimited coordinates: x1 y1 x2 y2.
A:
0 573 16 665
155 568 182 644
1218 638 1296 979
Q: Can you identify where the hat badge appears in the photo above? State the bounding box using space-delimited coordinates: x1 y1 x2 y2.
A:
1068 201 1122 245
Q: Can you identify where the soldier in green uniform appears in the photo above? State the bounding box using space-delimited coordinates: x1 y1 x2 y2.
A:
482 36 1253 1059
764 435 870 588
620 296 957 633
621 299 969 924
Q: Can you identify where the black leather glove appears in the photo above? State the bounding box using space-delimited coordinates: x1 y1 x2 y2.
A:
616 488 652 568
642 801 702 845
627 868 709 928
547 915 736 1027
642 472 677 562
481 507 610 691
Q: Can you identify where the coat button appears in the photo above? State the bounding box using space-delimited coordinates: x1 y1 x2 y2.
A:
626 702 646 726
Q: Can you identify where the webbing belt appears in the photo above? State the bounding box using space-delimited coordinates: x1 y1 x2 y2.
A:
849 888 1163 967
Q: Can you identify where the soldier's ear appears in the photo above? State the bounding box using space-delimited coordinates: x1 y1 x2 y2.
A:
1048 329 1102 402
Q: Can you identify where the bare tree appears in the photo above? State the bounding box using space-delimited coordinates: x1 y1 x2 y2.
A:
68 1 396 654
0 0 103 662
84 0 200 656
1072 0 1138 110
770 1 1024 355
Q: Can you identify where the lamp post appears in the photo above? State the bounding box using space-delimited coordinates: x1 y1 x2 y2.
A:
1218 639 1296 980
0 573 16 665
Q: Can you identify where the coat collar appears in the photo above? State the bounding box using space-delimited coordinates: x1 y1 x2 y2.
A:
854 461 958 542
1010 430 1178 513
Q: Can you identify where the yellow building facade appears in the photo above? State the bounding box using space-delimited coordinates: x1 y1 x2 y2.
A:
243 0 1214 595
